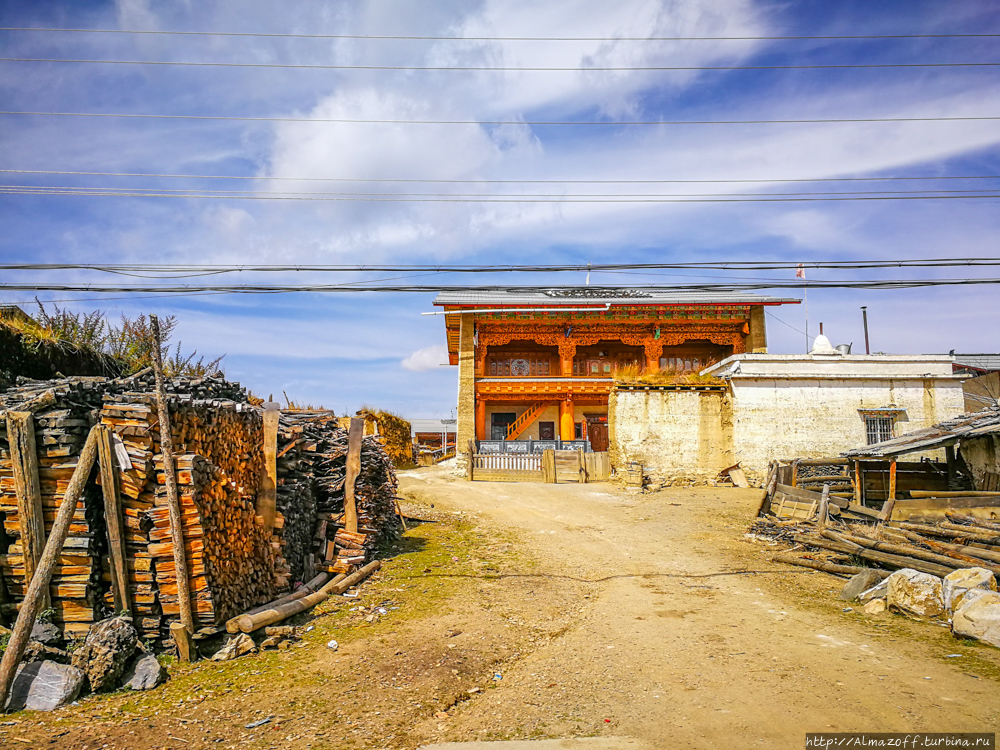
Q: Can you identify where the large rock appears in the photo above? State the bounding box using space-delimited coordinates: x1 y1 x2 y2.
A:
952 590 1000 647
942 568 997 613
5 661 85 711
122 653 167 690
859 578 889 603
887 569 945 618
211 633 257 661
71 616 138 692
840 570 884 601
30 621 64 648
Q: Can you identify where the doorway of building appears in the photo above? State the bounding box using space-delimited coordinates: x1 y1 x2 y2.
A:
491 412 516 440
585 414 609 452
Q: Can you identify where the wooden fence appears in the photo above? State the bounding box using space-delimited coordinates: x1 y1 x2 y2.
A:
468 445 610 483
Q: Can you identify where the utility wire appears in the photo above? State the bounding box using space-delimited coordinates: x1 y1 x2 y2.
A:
2 27 998 42
3 259 999 273
3 187 999 202
4 169 999 185
4 110 1000 126
2 280 1000 294
3 57 999 71
4 184 998 198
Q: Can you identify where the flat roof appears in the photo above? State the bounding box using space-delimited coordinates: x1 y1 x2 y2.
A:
433 289 800 307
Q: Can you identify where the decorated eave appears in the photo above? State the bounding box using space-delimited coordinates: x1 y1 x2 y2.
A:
435 288 800 364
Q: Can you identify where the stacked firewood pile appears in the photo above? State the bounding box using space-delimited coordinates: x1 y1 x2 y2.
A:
1 377 109 637
277 411 401 580
1 373 400 647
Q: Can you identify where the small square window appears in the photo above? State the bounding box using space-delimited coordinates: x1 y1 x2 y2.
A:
865 415 894 445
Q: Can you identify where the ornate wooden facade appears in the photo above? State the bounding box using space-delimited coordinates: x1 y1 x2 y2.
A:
433 290 798 456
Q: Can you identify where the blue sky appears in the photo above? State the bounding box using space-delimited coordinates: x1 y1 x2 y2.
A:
1 0 999 417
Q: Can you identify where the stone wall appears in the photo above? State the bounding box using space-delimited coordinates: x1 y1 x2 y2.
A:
609 388 733 484
728 377 966 480
961 434 1000 490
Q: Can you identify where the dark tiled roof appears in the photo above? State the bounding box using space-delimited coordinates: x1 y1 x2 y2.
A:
843 407 1000 458
433 289 799 307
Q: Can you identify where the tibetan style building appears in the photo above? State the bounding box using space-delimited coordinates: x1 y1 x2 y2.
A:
433 289 799 460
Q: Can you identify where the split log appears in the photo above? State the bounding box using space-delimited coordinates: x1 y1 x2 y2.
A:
231 559 382 633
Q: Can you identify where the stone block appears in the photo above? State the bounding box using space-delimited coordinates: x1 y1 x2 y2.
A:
840 570 884 601
859 578 889 603
942 568 997 613
887 568 945 618
952 590 1000 647
71 616 139 692
123 653 167 690
5 661 85 711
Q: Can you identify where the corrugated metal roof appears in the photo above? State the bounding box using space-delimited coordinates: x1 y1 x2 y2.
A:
952 354 1000 372
432 289 800 307
842 407 1000 458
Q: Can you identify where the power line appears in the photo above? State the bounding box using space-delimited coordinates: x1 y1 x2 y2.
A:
3 259 998 274
3 184 998 198
2 186 999 203
2 27 998 42
4 169 999 185
3 56 999 72
2 279 1000 294
4 110 1000 126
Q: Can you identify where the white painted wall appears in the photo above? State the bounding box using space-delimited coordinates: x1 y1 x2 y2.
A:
728 376 966 481
609 389 732 483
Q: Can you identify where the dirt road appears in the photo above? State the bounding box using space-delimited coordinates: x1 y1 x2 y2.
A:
400 466 1000 748
2 466 997 749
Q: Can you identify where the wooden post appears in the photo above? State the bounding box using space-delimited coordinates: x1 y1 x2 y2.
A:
0 427 100 710
150 314 196 660
790 459 799 488
945 444 958 490
5 412 49 611
344 417 364 534
467 439 476 482
258 402 280 531
854 460 862 505
882 458 898 522
97 426 132 616
543 449 556 484
578 448 587 483
817 483 830 529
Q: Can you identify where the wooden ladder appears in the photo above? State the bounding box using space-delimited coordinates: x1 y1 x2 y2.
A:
506 401 554 441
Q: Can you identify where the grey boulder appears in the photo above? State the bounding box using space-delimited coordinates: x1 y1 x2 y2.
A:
5 661 85 711
840 570 884 601
71 616 138 692
29 621 64 647
122 653 167 690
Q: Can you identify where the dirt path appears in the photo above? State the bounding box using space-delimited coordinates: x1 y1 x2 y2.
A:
2 466 997 749
400 466 1000 748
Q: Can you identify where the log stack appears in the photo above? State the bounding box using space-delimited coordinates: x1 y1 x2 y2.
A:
277 412 400 579
1 373 399 646
0 378 108 636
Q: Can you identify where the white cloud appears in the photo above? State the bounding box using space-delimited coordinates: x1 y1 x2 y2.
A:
401 344 450 371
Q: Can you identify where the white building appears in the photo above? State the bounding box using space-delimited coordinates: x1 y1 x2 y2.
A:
609 334 966 484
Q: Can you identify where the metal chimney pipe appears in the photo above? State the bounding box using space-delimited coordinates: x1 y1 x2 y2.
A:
861 306 870 354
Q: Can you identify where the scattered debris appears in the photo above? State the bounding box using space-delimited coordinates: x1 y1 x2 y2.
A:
245 716 273 729
211 633 257 662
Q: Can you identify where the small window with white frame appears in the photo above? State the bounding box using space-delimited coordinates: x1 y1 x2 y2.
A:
864 414 895 445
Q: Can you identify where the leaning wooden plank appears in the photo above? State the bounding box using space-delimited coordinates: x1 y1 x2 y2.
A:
151 314 195 659
6 412 49 611
232 559 381 633
97 425 132 616
910 490 1000 498
344 418 364 534
774 483 825 503
771 553 889 578
0 425 99 710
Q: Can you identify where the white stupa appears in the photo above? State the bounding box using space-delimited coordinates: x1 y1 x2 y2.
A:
810 332 841 355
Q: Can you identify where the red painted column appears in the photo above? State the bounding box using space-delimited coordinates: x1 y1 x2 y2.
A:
475 398 486 441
